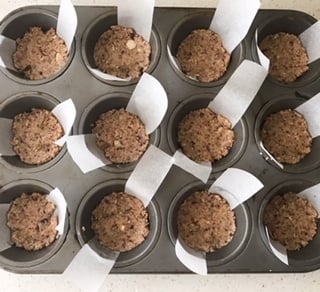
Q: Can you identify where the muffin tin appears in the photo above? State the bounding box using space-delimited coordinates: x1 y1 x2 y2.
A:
1 5 320 274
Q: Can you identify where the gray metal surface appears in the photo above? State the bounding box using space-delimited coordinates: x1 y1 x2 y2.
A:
0 6 320 274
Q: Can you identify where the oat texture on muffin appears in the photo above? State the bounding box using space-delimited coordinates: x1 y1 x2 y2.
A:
177 190 236 253
264 192 318 251
7 192 58 251
259 32 309 83
13 27 68 80
176 29 230 83
11 108 64 165
92 108 149 163
177 108 235 162
91 192 150 252
93 25 151 79
261 109 312 164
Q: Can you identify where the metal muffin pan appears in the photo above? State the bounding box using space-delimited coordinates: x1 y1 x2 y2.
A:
0 6 320 274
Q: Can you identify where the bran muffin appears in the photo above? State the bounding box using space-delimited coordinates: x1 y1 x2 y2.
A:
177 190 236 253
93 25 151 79
7 192 58 251
261 109 312 164
177 108 235 162
176 29 230 83
259 32 309 83
91 192 149 252
92 108 149 164
11 108 64 165
264 192 318 251
13 27 68 80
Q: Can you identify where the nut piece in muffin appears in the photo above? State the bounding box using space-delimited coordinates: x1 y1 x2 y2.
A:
91 192 149 252
176 29 230 83
264 192 318 251
93 25 151 79
13 27 68 80
11 108 64 165
177 108 235 162
7 192 58 251
261 109 312 164
92 108 149 164
259 32 309 83
177 190 236 253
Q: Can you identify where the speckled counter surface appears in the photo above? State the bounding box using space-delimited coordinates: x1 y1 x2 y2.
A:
1 1 320 291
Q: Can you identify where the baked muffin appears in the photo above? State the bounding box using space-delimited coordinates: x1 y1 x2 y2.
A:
7 192 58 251
177 190 236 253
13 27 68 80
259 32 309 83
177 108 235 162
261 109 312 164
11 108 64 165
176 29 230 82
91 192 149 252
93 25 151 79
92 108 149 163
264 192 318 251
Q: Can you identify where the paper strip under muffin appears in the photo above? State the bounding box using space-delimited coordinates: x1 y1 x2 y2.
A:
0 0 77 70
175 168 264 275
266 183 320 265
66 73 168 173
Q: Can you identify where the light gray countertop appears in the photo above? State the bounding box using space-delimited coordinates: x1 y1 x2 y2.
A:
0 1 320 291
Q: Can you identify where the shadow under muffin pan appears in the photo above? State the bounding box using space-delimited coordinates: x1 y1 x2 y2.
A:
254 94 320 174
258 179 320 268
167 11 245 87
167 180 251 267
77 92 160 173
75 179 161 268
0 7 75 85
0 91 67 173
1 6 320 274
251 13 320 88
0 179 69 269
167 93 248 173
81 11 161 86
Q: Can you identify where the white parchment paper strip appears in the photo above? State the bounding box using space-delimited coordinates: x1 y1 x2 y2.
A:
57 0 77 52
296 92 320 138
299 20 320 64
63 243 119 292
0 35 16 70
52 98 76 147
66 134 109 173
47 188 67 235
0 204 11 252
255 31 270 70
0 118 15 156
127 73 168 134
117 0 154 41
172 150 211 183
208 60 268 127
89 68 131 82
209 168 264 209
265 226 288 265
175 237 207 275
125 145 173 207
209 0 260 53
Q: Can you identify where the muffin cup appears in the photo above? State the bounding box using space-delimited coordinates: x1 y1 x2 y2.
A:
77 92 161 173
167 12 245 87
258 179 320 267
0 91 67 173
0 179 69 269
167 93 248 173
81 12 161 86
252 13 320 87
0 7 75 85
167 180 251 267
75 179 161 268
254 94 320 173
